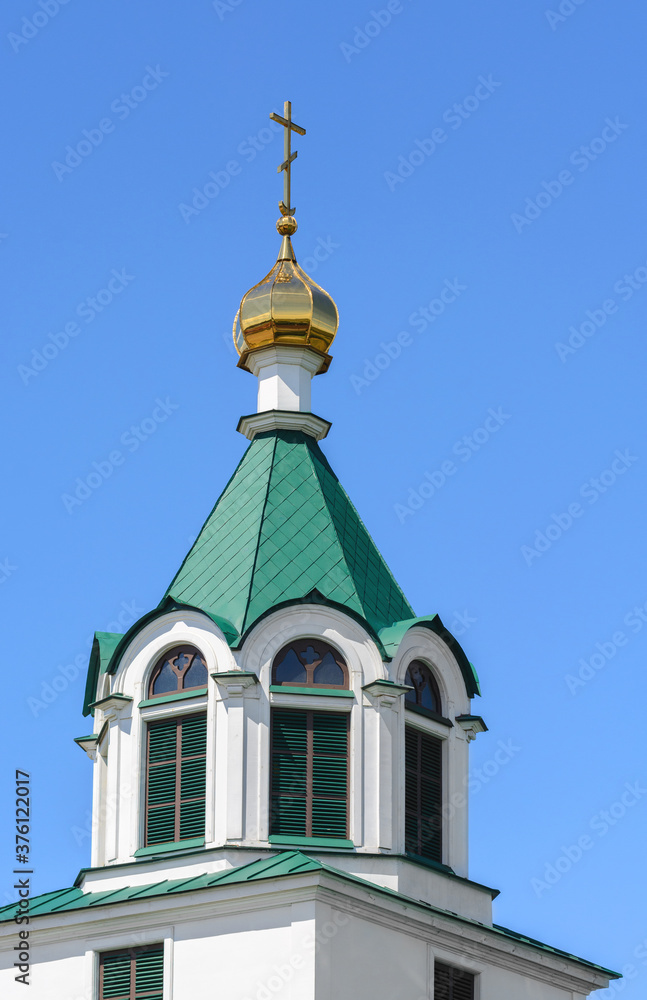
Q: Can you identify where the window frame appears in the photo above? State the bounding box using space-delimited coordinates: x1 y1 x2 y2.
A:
144 712 208 848
269 706 351 841
271 638 349 690
98 944 164 1000
433 960 476 1000
404 658 443 713
147 645 209 700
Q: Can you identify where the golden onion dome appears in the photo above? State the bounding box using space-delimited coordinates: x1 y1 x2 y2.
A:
233 215 339 374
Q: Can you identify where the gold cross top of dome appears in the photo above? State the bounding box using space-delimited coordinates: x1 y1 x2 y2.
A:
269 100 306 217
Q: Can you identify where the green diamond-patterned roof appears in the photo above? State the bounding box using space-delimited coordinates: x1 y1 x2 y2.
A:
164 430 414 637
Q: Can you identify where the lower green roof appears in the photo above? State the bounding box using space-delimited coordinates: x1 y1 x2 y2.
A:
0 850 618 979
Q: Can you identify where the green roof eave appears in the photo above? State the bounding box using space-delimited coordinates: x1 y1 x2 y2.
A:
0 851 619 979
378 615 481 699
82 631 124 720
81 598 238 717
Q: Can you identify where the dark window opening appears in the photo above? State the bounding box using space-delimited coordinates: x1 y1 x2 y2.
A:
404 660 442 714
434 961 475 1000
405 726 442 863
272 639 348 689
148 646 208 698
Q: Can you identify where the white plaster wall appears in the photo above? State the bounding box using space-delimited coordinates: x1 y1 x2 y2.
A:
85 606 482 894
173 901 315 1000
0 885 612 1000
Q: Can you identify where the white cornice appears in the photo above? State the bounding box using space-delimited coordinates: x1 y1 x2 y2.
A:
236 410 331 442
0 870 612 992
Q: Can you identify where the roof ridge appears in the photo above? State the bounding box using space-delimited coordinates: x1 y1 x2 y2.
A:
305 436 414 628
240 433 280 635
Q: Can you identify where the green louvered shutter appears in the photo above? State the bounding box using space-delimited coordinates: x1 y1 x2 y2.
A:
135 948 164 1000
271 710 308 837
100 946 163 1000
179 715 207 839
405 726 442 862
146 715 206 846
434 961 474 1000
311 711 348 838
271 709 348 839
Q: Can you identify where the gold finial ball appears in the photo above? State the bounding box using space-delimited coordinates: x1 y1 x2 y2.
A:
276 215 298 236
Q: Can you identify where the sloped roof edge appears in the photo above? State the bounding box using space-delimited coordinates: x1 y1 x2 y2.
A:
0 851 618 979
82 599 238 717
378 615 481 699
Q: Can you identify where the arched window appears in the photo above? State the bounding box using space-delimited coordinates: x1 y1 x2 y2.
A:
148 646 208 698
271 639 348 689
404 660 442 715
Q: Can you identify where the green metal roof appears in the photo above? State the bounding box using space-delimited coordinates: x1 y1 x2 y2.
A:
379 616 481 698
0 850 618 979
82 632 124 719
164 430 414 639
81 429 481 715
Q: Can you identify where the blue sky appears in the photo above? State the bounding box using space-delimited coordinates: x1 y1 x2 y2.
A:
1 0 646 992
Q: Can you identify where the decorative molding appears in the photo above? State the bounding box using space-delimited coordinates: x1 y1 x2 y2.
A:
88 693 133 721
74 734 99 761
362 679 411 708
138 687 208 709
455 715 488 741
211 671 259 700
270 685 354 698
237 410 331 442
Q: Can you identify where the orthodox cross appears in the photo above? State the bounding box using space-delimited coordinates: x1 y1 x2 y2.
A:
269 100 306 217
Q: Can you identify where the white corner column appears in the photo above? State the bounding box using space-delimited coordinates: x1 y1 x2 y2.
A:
212 671 259 843
362 681 410 852
87 694 133 865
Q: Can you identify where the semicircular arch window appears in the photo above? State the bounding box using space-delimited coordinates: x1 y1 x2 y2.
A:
148 646 208 698
404 660 442 715
272 639 349 689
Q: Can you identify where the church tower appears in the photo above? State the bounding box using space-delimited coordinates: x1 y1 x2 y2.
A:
0 103 617 1000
